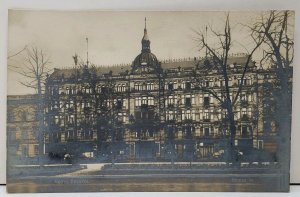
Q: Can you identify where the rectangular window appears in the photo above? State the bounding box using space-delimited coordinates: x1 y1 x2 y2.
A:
186 110 191 119
204 127 210 136
258 140 264 149
142 97 147 105
101 87 108 94
166 111 175 120
204 97 210 106
148 97 154 105
205 81 210 87
21 130 28 140
70 100 74 108
116 100 123 109
168 83 174 90
134 83 139 90
173 82 177 89
242 108 247 116
204 110 210 120
241 126 248 137
54 116 59 124
34 145 39 155
70 115 75 124
248 108 252 117
191 110 196 120
185 82 191 90
185 97 191 107
195 128 201 137
240 92 247 102
22 145 28 157
181 110 191 120
135 97 141 107
122 84 126 92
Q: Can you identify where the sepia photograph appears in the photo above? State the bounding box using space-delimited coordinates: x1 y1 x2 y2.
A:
6 10 294 192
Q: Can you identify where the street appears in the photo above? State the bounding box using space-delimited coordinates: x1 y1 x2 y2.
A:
7 163 288 192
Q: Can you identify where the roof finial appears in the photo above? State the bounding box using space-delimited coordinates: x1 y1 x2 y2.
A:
86 37 89 67
141 17 150 52
73 53 78 66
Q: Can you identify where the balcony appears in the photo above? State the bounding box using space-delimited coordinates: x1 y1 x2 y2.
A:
182 119 193 124
240 100 249 107
241 114 250 121
66 107 74 112
83 106 92 112
203 118 211 122
203 102 210 108
167 84 174 91
141 104 149 110
184 134 193 140
166 119 176 124
167 103 175 109
66 122 75 127
185 102 192 108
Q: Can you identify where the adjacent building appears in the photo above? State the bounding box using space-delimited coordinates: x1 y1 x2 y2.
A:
7 95 40 164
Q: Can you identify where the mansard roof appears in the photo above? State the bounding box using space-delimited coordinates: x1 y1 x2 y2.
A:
48 54 254 81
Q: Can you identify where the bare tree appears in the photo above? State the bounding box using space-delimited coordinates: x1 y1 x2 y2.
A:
250 11 294 174
9 46 52 94
9 46 52 160
7 45 27 60
193 14 264 162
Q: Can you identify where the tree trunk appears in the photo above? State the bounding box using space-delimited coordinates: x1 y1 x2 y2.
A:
227 102 237 163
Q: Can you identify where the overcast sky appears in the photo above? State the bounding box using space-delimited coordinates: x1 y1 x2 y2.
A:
7 10 277 95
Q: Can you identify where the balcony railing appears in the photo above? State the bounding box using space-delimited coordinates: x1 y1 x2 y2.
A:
167 103 175 108
240 100 249 106
241 114 250 121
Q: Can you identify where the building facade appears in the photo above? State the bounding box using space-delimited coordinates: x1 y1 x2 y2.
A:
7 95 40 164
44 22 281 162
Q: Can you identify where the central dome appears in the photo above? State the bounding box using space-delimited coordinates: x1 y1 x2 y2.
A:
132 18 160 72
133 52 159 69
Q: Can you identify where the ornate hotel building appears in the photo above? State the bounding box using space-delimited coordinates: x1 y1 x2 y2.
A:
43 22 282 162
